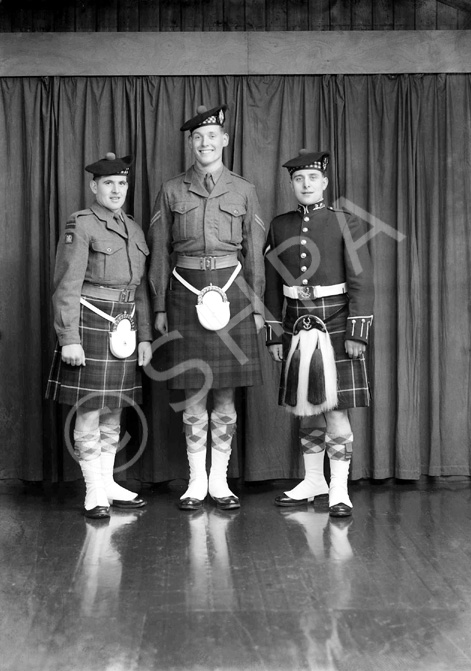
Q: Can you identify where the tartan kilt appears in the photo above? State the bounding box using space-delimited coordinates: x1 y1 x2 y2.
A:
160 265 262 389
279 294 370 410
46 297 143 409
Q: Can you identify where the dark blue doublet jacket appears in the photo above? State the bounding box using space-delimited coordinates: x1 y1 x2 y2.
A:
264 201 374 345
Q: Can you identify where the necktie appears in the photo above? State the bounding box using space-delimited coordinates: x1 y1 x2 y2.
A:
204 173 214 194
114 214 126 234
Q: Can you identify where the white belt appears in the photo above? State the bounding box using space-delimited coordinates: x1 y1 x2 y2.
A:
80 297 135 322
172 262 242 296
283 283 347 300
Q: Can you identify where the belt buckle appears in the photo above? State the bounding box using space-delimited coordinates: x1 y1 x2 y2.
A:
119 289 130 302
297 285 316 300
200 256 216 270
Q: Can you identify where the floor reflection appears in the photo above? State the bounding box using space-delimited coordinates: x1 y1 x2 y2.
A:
2 480 471 670
185 508 239 612
281 508 355 670
72 510 143 617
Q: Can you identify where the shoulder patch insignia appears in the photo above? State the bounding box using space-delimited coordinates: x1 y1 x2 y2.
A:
64 232 74 244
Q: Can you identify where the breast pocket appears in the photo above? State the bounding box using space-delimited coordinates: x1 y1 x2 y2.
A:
218 202 246 243
90 239 125 280
171 201 200 241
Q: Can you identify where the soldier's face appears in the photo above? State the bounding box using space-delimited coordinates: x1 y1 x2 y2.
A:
291 169 328 206
90 175 129 212
189 125 229 169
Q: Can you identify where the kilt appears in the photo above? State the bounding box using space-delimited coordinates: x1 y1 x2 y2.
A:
161 265 262 389
46 297 143 409
279 294 370 410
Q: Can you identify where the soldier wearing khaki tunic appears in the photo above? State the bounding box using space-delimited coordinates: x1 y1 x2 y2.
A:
47 153 153 519
264 150 374 517
148 104 266 512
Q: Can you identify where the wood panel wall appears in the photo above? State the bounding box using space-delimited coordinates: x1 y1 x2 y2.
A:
0 0 470 33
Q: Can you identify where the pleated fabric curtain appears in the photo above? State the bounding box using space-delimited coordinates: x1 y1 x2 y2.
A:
1 74 470 483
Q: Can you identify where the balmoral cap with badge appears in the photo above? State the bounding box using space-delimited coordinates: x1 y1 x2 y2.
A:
283 149 330 176
180 104 228 133
85 152 133 177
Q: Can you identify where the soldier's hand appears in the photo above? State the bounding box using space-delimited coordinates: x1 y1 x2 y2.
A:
345 339 365 358
268 344 283 363
154 312 168 335
138 341 153 367
61 344 86 366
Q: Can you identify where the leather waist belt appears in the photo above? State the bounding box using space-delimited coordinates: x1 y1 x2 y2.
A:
81 283 136 302
283 283 347 300
175 254 239 270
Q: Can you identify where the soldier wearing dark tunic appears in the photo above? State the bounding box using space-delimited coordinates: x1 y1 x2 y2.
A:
46 153 153 519
148 104 266 511
264 150 373 517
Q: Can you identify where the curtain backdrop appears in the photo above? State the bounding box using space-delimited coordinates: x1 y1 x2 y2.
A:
1 74 470 483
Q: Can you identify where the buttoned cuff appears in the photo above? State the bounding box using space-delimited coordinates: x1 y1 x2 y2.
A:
265 321 283 346
346 316 373 344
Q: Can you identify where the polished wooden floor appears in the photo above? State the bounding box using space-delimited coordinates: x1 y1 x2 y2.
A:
1 477 471 671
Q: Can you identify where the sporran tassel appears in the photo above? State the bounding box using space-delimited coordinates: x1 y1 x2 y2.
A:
282 321 338 417
284 345 301 407
307 347 326 405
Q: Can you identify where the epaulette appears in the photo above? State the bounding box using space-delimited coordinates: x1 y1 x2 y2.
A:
65 209 91 229
73 209 92 218
271 210 298 224
229 171 252 184
168 171 187 184
327 205 352 215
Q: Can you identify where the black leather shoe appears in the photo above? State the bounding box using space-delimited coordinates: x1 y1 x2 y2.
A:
211 495 240 510
329 502 353 517
179 497 204 511
275 493 329 507
111 497 146 509
83 506 110 519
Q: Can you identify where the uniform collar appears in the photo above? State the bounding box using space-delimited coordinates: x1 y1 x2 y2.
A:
91 202 128 239
193 162 224 184
297 199 326 215
185 164 231 198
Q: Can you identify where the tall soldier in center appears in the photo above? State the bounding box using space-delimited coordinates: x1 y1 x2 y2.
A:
148 104 266 511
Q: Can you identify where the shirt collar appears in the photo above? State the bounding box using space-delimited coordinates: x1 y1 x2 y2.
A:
193 163 224 184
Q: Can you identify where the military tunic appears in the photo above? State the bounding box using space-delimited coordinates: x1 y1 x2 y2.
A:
264 201 374 409
46 202 152 409
148 165 266 389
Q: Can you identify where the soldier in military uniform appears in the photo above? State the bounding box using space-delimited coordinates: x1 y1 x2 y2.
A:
46 153 153 519
264 150 373 517
148 104 266 512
